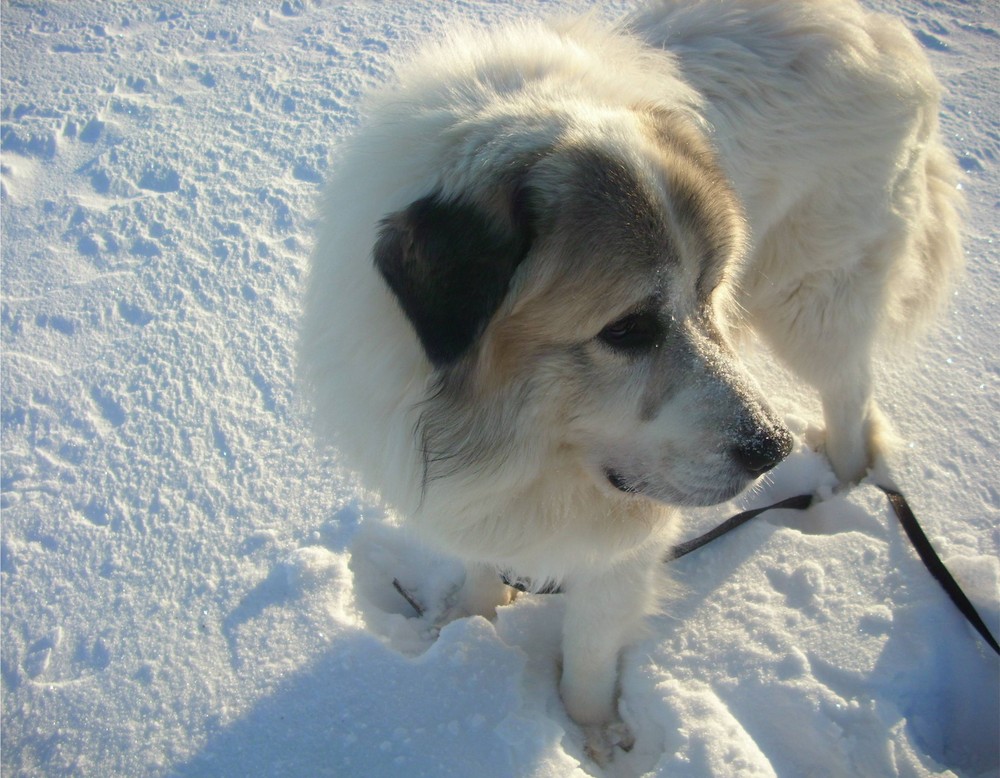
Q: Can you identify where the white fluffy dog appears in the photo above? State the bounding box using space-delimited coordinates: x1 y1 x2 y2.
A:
300 0 962 757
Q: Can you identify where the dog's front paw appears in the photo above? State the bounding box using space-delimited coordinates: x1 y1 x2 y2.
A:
819 400 894 486
583 720 634 766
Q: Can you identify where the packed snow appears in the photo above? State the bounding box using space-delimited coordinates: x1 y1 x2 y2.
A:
1 1 997 776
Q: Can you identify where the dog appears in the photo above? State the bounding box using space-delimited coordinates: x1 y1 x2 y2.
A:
299 0 962 758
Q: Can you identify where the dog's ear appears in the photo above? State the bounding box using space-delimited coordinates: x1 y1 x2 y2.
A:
373 190 534 367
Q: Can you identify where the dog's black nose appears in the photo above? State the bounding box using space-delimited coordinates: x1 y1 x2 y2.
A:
732 426 792 475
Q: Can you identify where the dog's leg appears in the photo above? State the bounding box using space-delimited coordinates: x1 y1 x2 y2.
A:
748 245 892 483
458 562 515 619
818 365 892 483
560 552 658 760
780 293 892 483
786 347 887 483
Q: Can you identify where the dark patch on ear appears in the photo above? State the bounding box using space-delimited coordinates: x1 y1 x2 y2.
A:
374 191 533 367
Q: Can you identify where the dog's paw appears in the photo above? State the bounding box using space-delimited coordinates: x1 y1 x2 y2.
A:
817 402 895 486
804 423 869 487
583 720 634 766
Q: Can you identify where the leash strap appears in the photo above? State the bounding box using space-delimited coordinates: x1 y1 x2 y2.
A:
499 494 815 594
877 485 999 655
668 493 813 560
669 486 998 656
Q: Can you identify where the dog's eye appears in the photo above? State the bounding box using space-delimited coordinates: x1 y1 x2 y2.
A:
597 311 662 352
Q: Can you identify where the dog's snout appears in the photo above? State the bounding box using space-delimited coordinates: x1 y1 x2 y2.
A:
732 425 792 476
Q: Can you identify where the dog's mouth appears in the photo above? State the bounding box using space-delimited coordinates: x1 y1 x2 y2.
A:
603 464 756 507
604 468 640 494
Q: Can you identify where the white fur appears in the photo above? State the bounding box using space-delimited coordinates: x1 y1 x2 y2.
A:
300 0 962 759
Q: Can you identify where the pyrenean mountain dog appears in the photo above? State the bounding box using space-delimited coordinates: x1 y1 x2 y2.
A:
300 0 962 759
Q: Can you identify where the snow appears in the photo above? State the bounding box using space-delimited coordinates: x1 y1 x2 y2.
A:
1 1 996 776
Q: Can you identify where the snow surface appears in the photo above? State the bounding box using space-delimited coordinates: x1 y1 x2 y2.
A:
1 1 997 776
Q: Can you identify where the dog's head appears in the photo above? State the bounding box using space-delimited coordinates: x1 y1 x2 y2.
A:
373 109 791 508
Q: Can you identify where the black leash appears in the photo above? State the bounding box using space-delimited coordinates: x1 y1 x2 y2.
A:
668 493 813 560
671 486 999 655
877 485 999 655
497 486 999 656
500 495 814 594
